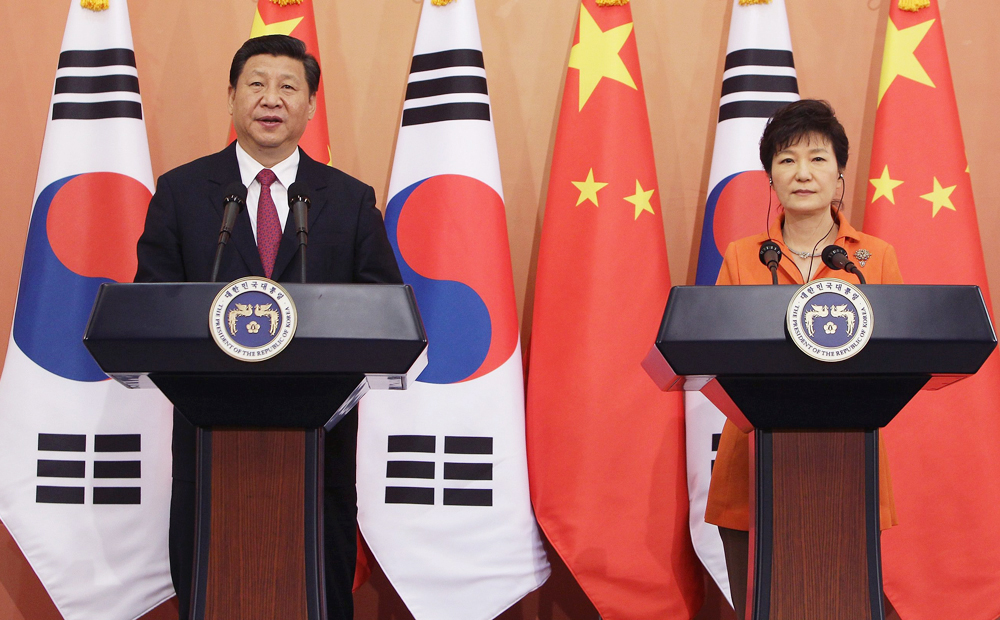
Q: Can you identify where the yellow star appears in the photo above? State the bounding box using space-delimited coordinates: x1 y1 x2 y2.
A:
327 146 334 167
571 168 609 207
919 177 957 217
568 4 636 111
624 180 655 220
878 18 936 106
869 165 904 204
250 9 303 38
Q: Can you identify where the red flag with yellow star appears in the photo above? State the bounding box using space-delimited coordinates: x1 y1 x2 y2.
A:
229 0 332 165
864 2 1000 619
525 1 702 618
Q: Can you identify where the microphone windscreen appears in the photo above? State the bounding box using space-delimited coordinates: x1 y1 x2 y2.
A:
287 181 310 207
821 245 849 271
223 181 248 207
759 241 782 267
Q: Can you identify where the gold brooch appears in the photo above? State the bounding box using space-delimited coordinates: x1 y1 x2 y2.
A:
854 249 871 268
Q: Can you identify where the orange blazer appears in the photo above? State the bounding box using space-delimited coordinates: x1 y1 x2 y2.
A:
704 211 902 531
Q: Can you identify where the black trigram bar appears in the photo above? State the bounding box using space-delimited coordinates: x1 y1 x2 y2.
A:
406 76 488 100
36 486 85 504
387 435 435 453
444 462 493 481
444 488 492 507
54 74 140 95
724 49 795 70
94 460 141 479
712 433 722 452
401 102 490 127
94 487 141 505
37 460 85 478
53 101 142 121
410 49 485 73
385 486 434 505
720 74 798 97
718 100 789 123
95 434 141 452
445 436 493 455
386 460 435 479
58 48 136 69
38 433 86 452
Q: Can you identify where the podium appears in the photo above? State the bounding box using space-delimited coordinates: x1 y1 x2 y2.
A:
643 284 996 620
84 283 427 620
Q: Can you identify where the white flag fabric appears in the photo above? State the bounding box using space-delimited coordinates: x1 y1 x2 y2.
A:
356 1 549 618
0 2 174 619
686 0 799 606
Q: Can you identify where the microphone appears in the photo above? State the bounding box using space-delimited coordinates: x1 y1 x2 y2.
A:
821 244 867 285
758 241 782 285
210 182 248 283
287 181 311 284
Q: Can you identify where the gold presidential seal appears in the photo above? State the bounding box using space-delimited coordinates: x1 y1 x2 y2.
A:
210 277 297 362
786 278 874 362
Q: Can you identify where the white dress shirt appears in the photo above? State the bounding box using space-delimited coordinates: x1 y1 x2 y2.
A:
234 141 299 242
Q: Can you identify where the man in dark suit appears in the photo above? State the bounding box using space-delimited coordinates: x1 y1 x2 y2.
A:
134 35 401 620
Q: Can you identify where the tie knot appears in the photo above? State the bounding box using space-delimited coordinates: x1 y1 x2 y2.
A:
256 168 277 189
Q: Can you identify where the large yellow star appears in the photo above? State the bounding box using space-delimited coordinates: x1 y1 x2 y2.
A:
624 180 655 220
870 165 904 204
571 168 609 207
568 4 636 111
919 177 957 217
250 9 303 38
878 18 936 106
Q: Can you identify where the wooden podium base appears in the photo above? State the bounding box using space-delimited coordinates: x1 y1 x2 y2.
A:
191 429 325 620
748 430 884 620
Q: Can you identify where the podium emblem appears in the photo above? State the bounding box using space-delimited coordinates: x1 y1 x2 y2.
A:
210 277 297 362
786 278 873 362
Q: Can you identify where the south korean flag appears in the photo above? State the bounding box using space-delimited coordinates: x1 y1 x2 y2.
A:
0 2 174 619
356 1 549 619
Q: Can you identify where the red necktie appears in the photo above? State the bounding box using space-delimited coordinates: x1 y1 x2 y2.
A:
255 169 281 278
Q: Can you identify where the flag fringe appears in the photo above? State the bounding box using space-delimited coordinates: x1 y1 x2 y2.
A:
80 0 109 11
738 0 772 5
267 0 304 5
596 0 631 5
431 0 457 5
898 0 930 11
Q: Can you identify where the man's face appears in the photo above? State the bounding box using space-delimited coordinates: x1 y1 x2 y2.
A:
228 54 316 165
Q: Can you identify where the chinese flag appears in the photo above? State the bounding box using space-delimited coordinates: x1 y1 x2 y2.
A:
525 1 703 618
230 0 332 165
864 2 1000 619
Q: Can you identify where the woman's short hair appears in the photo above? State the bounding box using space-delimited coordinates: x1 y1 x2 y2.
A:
759 99 849 174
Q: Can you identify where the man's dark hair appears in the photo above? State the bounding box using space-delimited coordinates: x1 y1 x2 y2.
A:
229 35 321 97
759 99 849 174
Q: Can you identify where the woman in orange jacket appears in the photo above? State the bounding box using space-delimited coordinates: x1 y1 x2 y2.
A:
705 99 903 619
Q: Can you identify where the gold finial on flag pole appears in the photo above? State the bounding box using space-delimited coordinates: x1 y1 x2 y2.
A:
596 0 631 6
738 0 772 6
267 0 304 5
80 0 109 11
898 0 930 11
432 0 457 5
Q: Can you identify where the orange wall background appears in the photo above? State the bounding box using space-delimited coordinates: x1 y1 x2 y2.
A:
1 0 998 619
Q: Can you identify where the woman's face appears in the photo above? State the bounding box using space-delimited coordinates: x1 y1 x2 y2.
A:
770 132 842 219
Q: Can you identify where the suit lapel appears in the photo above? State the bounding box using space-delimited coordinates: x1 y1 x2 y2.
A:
210 142 264 277
272 149 329 281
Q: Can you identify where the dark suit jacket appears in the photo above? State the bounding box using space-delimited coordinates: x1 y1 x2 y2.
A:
136 141 400 286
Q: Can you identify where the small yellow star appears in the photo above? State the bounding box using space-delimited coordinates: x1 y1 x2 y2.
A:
920 177 957 217
870 165 905 204
571 168 609 207
878 18 936 106
250 9 303 38
327 146 334 167
568 4 636 111
624 180 655 220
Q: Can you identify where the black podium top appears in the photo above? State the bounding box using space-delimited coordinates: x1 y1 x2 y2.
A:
646 285 996 430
